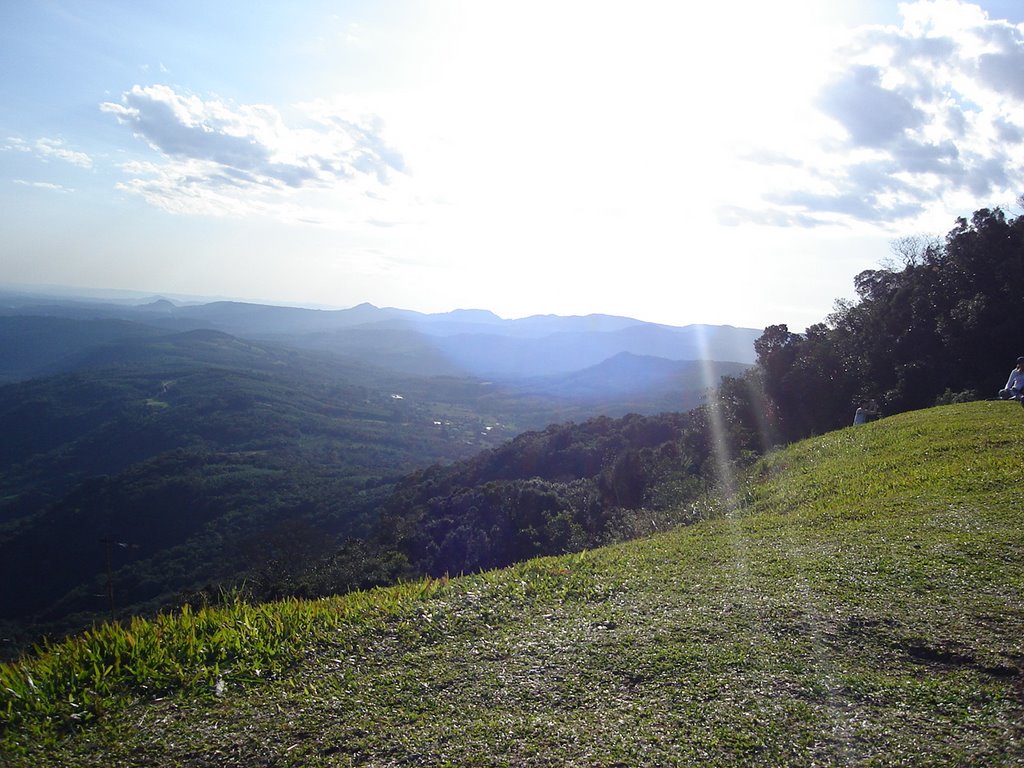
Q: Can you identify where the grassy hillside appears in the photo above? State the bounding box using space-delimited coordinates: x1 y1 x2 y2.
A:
3 401 1023 766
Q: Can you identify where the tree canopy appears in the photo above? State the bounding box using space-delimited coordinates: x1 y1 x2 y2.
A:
754 207 1024 442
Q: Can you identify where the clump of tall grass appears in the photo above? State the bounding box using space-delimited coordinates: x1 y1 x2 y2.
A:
0 579 450 734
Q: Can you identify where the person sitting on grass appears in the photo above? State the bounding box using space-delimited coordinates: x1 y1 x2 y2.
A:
997 356 1024 400
853 399 879 425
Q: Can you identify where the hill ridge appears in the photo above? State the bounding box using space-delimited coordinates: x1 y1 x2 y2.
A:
0 292 760 382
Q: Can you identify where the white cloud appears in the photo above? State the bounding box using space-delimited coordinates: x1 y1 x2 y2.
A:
3 136 92 168
101 84 406 219
34 138 93 168
14 179 73 192
730 0 1024 229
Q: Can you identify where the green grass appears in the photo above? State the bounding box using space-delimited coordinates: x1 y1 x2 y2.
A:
3 401 1024 766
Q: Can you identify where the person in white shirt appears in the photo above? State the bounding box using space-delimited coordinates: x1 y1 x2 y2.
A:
998 357 1024 400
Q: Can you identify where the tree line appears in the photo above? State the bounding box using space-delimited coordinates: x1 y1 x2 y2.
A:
752 206 1024 443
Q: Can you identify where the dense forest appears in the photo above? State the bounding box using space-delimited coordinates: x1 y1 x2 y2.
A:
0 337 513 656
240 409 731 603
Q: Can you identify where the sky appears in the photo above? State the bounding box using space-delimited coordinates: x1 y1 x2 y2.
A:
2 0 1024 331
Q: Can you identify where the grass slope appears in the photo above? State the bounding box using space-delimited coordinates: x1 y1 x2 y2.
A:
3 401 1023 766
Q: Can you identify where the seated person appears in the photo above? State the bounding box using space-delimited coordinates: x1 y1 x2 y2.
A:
998 357 1024 399
853 400 879 425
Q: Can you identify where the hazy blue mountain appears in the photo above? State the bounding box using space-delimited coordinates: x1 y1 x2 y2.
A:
283 323 759 379
0 289 761 382
523 352 750 400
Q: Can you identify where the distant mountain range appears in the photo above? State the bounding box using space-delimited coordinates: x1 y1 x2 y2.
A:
0 287 761 381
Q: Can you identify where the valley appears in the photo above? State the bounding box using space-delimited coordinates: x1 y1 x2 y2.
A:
0 291 757 657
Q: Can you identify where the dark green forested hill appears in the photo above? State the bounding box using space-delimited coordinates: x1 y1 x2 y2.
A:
266 409 726 603
0 325 745 658
0 316 167 383
0 330 526 656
